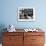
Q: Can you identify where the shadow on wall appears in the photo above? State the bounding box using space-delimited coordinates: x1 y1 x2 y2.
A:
0 24 7 43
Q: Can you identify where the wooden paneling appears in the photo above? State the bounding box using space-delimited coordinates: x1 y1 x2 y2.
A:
24 32 45 46
2 32 45 46
24 36 32 46
3 32 23 46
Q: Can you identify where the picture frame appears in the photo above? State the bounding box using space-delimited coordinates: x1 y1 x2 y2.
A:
18 7 35 21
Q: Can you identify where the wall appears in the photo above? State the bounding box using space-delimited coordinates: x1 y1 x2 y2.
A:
0 0 46 30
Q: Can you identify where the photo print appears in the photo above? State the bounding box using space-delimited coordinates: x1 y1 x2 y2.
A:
18 7 35 21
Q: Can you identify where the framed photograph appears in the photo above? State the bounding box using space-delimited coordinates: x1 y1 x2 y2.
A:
18 7 35 21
